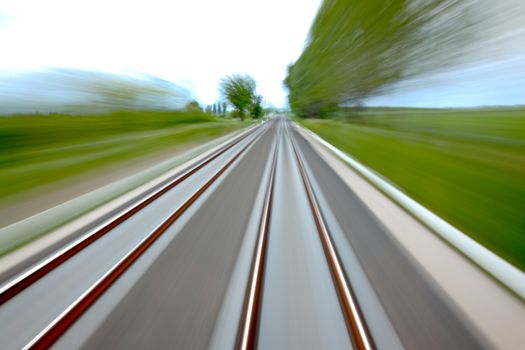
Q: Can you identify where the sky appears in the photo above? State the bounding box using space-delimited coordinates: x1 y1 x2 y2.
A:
0 0 322 107
0 0 524 109
369 0 525 107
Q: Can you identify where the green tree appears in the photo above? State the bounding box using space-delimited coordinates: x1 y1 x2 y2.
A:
220 74 257 120
284 0 477 117
184 100 201 113
250 95 264 119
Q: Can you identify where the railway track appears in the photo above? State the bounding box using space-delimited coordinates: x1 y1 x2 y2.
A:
236 119 375 350
289 127 374 350
0 123 261 306
236 119 280 350
1 118 376 349
0 116 517 349
0 122 268 349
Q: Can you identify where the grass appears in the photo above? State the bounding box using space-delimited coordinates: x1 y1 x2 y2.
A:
0 110 249 204
299 107 525 271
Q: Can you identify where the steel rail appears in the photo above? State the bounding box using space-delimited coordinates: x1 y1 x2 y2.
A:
23 121 265 350
0 125 261 306
289 126 376 350
235 124 280 350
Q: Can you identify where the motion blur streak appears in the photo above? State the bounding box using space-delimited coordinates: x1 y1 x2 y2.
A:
291 132 375 350
284 0 476 116
23 121 264 349
0 69 192 115
285 0 525 115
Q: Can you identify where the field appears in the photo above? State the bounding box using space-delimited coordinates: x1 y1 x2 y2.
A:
0 111 248 204
299 107 525 271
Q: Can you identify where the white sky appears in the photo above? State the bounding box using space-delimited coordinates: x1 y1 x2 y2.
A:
0 0 524 108
0 0 322 107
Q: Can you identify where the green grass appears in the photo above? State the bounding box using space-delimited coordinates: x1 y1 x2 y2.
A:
0 110 248 204
299 107 525 271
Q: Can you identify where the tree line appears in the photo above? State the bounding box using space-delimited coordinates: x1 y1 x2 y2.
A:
197 74 265 120
284 0 478 118
204 102 228 116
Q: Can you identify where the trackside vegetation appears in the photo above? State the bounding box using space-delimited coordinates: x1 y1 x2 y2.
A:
0 110 248 204
299 107 525 271
284 0 476 117
285 0 524 269
220 74 264 120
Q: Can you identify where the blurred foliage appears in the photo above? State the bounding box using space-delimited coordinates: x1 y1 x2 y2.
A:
0 111 215 155
184 100 203 113
285 0 477 117
220 74 265 120
205 102 227 116
250 95 264 119
0 110 248 201
0 69 193 114
300 107 525 270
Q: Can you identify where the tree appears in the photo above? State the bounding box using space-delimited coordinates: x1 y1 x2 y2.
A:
220 74 257 120
217 102 224 116
222 102 227 116
284 0 477 117
250 95 264 119
184 100 201 113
